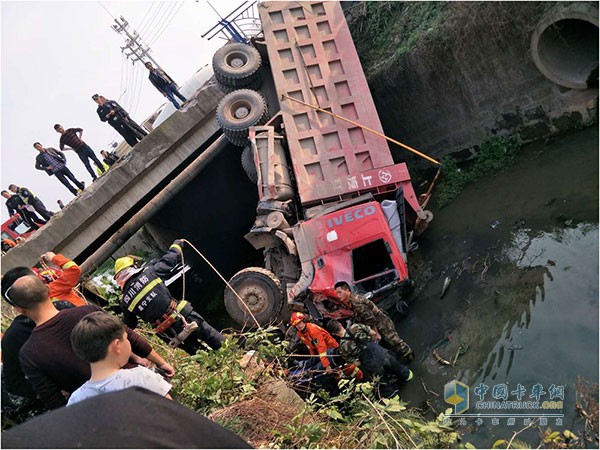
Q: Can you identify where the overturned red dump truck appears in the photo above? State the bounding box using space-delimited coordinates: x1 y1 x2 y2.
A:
210 1 432 326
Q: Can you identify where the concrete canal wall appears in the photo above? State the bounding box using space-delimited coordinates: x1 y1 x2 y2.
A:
347 2 599 165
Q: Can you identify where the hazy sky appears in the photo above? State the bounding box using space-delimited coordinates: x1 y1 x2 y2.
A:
1 0 243 222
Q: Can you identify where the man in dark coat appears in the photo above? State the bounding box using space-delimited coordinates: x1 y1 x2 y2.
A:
100 150 119 166
33 142 84 196
114 240 225 355
8 184 54 221
145 62 187 109
93 94 147 147
1 191 45 230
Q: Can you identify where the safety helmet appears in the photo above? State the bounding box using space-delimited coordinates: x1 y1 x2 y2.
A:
32 267 62 284
290 312 307 326
114 256 136 278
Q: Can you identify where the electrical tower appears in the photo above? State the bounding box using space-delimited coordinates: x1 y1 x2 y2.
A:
111 16 165 72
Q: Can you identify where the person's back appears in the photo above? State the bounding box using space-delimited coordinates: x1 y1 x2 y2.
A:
39 252 87 306
20 304 119 408
2 387 253 449
68 311 171 406
67 366 170 405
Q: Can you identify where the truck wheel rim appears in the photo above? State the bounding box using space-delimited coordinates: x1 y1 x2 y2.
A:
226 52 248 69
238 285 269 313
233 104 250 119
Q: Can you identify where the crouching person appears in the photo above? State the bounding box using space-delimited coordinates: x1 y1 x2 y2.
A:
327 320 413 396
68 311 172 405
113 240 225 355
290 312 338 374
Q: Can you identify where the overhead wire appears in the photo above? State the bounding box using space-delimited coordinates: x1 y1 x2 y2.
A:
147 2 180 45
148 2 185 46
123 58 136 112
109 0 178 122
97 1 117 20
131 63 145 117
139 1 167 38
127 63 140 115
145 2 177 43
136 2 155 30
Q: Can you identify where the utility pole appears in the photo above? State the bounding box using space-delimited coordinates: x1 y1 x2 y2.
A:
111 16 164 72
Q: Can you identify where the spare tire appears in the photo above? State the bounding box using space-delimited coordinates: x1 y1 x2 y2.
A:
213 42 262 90
216 89 269 147
224 267 284 327
241 145 258 183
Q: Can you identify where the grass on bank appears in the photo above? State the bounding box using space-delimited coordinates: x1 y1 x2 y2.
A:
435 136 521 208
137 326 466 448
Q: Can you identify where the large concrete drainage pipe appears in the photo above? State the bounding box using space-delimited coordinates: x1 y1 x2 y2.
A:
531 4 598 89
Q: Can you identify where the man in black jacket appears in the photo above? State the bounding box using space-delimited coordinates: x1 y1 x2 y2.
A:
145 62 187 109
93 94 147 147
100 150 119 166
33 142 84 196
1 191 45 230
114 240 225 354
8 184 54 221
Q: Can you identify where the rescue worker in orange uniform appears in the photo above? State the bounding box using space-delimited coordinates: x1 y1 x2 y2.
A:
34 252 87 306
290 312 339 374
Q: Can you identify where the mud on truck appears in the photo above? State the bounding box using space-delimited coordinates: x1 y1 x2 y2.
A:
209 1 433 327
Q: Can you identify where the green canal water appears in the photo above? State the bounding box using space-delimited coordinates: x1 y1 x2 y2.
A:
394 125 598 447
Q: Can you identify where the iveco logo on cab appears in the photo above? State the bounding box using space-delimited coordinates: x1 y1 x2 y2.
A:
326 205 377 228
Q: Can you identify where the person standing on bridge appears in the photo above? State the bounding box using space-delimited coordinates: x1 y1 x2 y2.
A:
8 184 54 221
145 62 187 110
93 94 147 147
54 124 105 182
34 142 84 196
1 190 45 230
113 240 225 355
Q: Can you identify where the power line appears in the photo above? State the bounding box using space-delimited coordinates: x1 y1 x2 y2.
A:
132 64 146 117
97 1 117 20
139 1 166 37
149 2 184 46
136 2 155 31
146 2 178 44
112 16 164 70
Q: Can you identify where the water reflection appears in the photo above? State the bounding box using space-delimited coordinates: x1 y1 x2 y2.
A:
396 126 598 449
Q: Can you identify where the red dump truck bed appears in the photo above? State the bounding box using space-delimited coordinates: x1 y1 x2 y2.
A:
259 1 399 207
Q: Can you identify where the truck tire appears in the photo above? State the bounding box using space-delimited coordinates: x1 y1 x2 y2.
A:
241 145 258 183
213 42 262 90
224 267 284 327
217 75 262 94
216 89 269 147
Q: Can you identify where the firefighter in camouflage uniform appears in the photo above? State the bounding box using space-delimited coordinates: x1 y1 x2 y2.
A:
334 281 414 361
326 319 412 385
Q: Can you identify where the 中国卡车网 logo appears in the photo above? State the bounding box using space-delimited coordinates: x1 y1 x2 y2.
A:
445 380 469 414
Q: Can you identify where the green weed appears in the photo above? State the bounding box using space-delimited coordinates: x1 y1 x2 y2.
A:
436 136 521 207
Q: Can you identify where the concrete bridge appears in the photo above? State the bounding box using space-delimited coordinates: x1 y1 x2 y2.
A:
1 85 227 275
